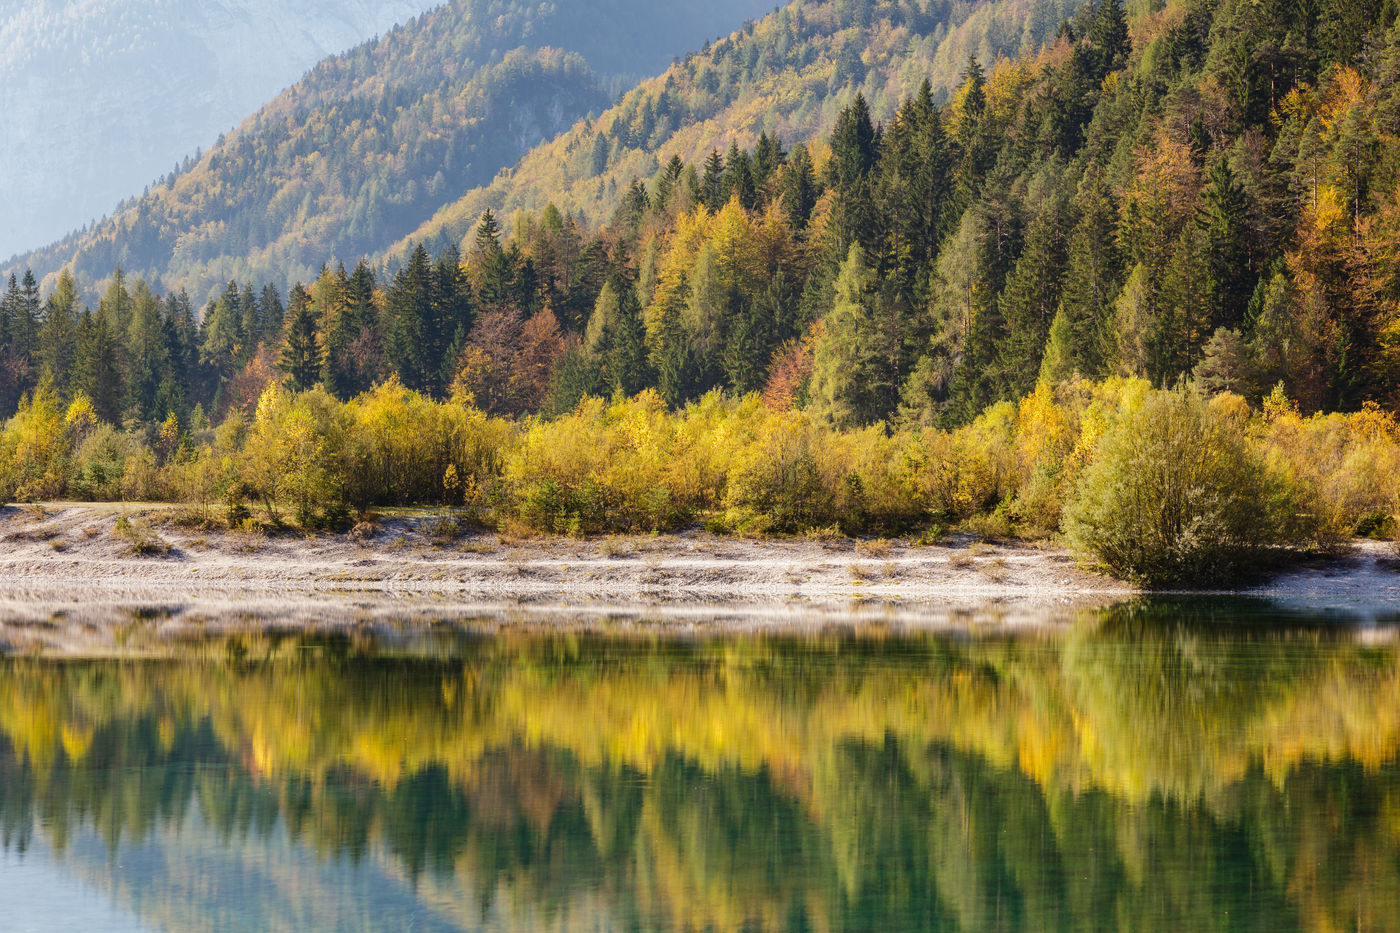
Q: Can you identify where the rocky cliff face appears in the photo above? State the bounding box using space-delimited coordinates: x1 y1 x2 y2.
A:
0 0 433 259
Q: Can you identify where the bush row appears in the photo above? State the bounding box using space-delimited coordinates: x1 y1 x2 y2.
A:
2 377 1397 584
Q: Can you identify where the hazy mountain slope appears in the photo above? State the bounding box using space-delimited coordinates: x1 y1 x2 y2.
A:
0 0 436 260
388 0 1080 260
6 0 776 303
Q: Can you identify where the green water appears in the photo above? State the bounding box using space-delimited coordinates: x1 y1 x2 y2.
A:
2 600 1399 932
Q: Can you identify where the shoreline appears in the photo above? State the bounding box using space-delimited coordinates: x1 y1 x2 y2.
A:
0 504 1396 653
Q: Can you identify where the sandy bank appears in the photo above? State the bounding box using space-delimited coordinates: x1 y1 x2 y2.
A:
0 504 1394 652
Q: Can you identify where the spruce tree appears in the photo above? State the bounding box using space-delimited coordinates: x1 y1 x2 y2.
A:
1197 157 1254 333
1089 0 1129 77
74 310 122 423
39 269 80 390
700 150 726 211
1047 178 1121 380
782 144 819 228
279 284 322 391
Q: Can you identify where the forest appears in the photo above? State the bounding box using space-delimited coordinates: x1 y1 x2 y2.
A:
4 0 1400 580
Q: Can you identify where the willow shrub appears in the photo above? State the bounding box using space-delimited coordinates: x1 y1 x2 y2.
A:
1253 392 1400 540
504 391 718 534
1063 386 1310 586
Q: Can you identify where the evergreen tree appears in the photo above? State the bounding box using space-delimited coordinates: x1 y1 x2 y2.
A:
996 191 1070 399
433 245 472 390
199 281 245 386
1043 178 1121 381
1088 0 1129 78
39 269 81 389
722 142 757 210
385 244 436 392
826 94 878 189
259 284 286 347
782 144 819 228
279 284 322 391
125 280 171 421
1197 157 1254 333
73 310 122 423
609 287 651 395
700 149 726 211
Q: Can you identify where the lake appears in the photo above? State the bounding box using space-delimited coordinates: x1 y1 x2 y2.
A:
2 598 1398 931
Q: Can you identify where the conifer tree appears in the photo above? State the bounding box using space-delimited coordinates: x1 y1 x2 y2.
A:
1198 157 1254 333
73 310 122 423
826 94 878 189
1044 178 1121 381
385 244 435 392
700 149 726 211
782 144 819 228
1089 0 1129 78
279 284 322 391
39 269 80 389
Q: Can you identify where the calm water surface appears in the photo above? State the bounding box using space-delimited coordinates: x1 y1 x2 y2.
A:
2 599 1399 931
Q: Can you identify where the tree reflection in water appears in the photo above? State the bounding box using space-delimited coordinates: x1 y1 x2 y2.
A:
1 599 1398 931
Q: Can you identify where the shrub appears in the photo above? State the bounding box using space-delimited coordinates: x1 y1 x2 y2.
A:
113 515 172 557
1063 386 1307 586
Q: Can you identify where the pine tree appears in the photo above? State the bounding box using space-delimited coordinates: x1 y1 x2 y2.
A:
385 244 435 392
279 284 322 391
1088 0 1129 78
74 310 122 423
39 269 81 390
782 144 819 228
700 149 726 211
1197 157 1254 333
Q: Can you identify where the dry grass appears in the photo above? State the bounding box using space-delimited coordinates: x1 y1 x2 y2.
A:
113 516 172 557
856 538 892 557
598 536 633 559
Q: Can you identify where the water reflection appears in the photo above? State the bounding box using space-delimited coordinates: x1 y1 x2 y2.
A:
2 600 1399 931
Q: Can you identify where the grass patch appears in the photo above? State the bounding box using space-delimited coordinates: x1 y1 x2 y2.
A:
114 516 172 557
598 536 633 559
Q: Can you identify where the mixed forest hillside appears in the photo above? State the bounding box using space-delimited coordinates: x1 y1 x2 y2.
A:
0 0 438 260
5 0 777 305
390 0 1084 256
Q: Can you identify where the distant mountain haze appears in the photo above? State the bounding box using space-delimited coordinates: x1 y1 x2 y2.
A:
5 0 779 302
0 0 438 260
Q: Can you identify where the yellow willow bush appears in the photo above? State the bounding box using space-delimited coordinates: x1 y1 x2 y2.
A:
4 375 1398 558
504 390 725 534
340 379 514 512
1063 384 1312 586
1253 392 1400 540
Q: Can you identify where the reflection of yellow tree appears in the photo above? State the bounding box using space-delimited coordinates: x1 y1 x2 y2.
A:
4 624 1400 931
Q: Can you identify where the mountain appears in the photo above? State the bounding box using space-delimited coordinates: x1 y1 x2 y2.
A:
5 0 779 303
390 0 1081 258
0 0 439 260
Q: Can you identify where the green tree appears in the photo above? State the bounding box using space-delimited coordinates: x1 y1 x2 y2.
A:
279 284 323 391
